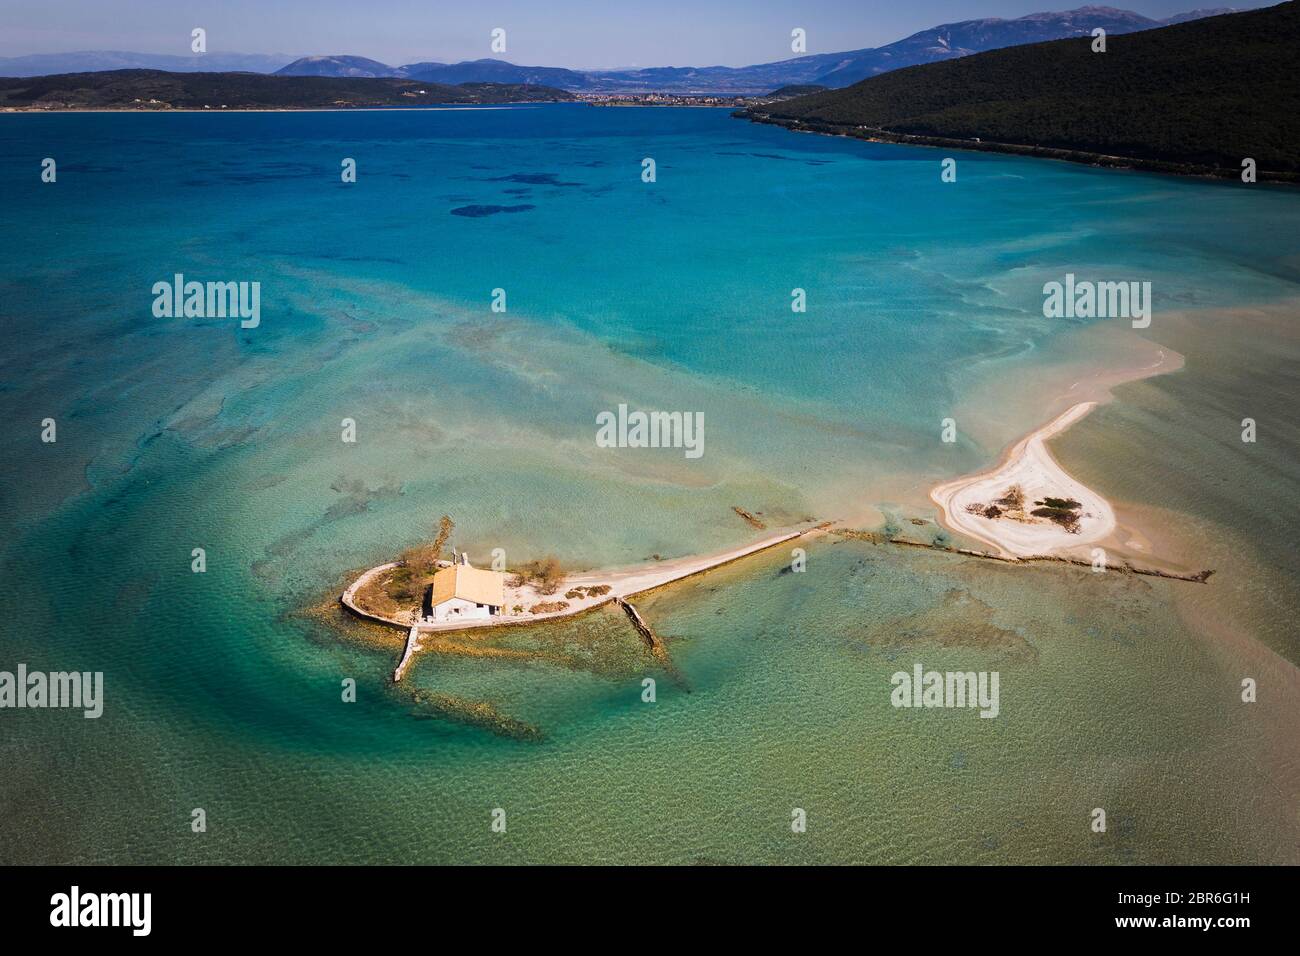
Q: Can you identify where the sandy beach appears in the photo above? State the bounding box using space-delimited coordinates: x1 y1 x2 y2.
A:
930 402 1116 559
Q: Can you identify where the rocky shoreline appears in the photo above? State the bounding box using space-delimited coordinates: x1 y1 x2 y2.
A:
737 110 1300 185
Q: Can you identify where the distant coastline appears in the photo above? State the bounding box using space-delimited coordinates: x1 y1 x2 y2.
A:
739 111 1300 184
0 69 575 111
2 104 547 114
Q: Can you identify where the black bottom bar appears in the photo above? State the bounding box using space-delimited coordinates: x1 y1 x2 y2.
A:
0 865 1285 941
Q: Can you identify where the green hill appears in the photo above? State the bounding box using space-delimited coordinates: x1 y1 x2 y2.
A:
742 3 1299 178
0 69 575 110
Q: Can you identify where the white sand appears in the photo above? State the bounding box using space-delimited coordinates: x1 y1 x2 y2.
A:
930 402 1114 558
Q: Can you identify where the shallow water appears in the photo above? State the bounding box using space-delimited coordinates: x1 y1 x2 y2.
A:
0 105 1296 863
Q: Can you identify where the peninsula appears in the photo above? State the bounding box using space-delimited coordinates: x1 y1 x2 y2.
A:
930 402 1114 559
738 3 1300 182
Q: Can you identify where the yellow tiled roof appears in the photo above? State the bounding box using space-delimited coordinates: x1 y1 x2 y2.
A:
429 565 505 607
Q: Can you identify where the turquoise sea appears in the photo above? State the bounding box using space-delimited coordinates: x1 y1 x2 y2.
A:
1 105 1297 863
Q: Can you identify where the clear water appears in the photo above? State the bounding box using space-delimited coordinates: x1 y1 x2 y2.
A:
0 105 1296 863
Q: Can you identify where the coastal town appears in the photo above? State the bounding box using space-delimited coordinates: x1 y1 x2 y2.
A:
579 92 750 107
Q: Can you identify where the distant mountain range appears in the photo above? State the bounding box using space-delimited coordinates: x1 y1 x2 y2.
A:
580 5 1239 92
806 6 1234 87
275 6 1238 92
276 55 592 88
0 50 296 76
1 7 1238 92
743 3 1297 178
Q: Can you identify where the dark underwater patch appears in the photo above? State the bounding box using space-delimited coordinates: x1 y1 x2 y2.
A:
450 203 535 218
489 172 582 187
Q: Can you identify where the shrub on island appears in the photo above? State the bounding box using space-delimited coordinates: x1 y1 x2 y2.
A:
529 601 570 614
509 556 565 594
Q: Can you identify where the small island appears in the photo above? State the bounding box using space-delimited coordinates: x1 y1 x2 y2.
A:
340 515 829 681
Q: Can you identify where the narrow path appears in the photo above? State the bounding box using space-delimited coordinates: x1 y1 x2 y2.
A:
394 625 423 683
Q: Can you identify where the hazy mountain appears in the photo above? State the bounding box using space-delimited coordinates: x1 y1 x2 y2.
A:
808 6 1229 88
395 58 591 87
583 59 844 93
276 55 592 87
1159 6 1237 23
275 55 396 78
0 50 295 77
744 4 1295 176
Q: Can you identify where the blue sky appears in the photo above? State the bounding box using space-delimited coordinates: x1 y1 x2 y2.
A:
0 1 1274 67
